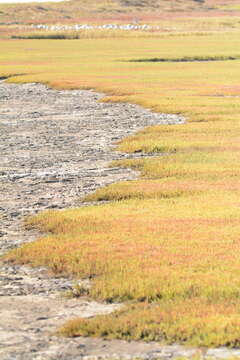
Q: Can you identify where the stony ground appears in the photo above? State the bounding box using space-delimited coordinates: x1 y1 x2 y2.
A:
0 82 239 359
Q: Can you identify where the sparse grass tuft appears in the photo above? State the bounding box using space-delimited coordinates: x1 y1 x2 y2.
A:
11 30 161 40
129 55 240 63
12 32 80 40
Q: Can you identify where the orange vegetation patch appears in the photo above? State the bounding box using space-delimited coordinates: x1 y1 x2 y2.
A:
61 299 240 347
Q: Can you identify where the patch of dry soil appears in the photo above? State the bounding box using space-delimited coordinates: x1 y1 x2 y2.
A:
1 82 238 359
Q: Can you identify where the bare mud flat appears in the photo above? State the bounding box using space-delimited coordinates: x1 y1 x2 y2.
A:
1 82 238 359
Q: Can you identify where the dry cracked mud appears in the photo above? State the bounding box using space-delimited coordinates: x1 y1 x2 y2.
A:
0 81 238 360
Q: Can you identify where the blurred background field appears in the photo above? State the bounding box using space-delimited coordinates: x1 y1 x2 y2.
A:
1 0 240 38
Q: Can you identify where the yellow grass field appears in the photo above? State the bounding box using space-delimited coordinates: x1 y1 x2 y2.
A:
2 30 240 346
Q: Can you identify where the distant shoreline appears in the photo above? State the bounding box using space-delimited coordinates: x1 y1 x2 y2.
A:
0 0 65 3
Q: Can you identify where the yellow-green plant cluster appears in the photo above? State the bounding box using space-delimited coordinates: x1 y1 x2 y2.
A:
2 30 240 346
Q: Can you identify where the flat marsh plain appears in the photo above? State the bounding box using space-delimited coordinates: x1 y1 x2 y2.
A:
1 19 240 347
